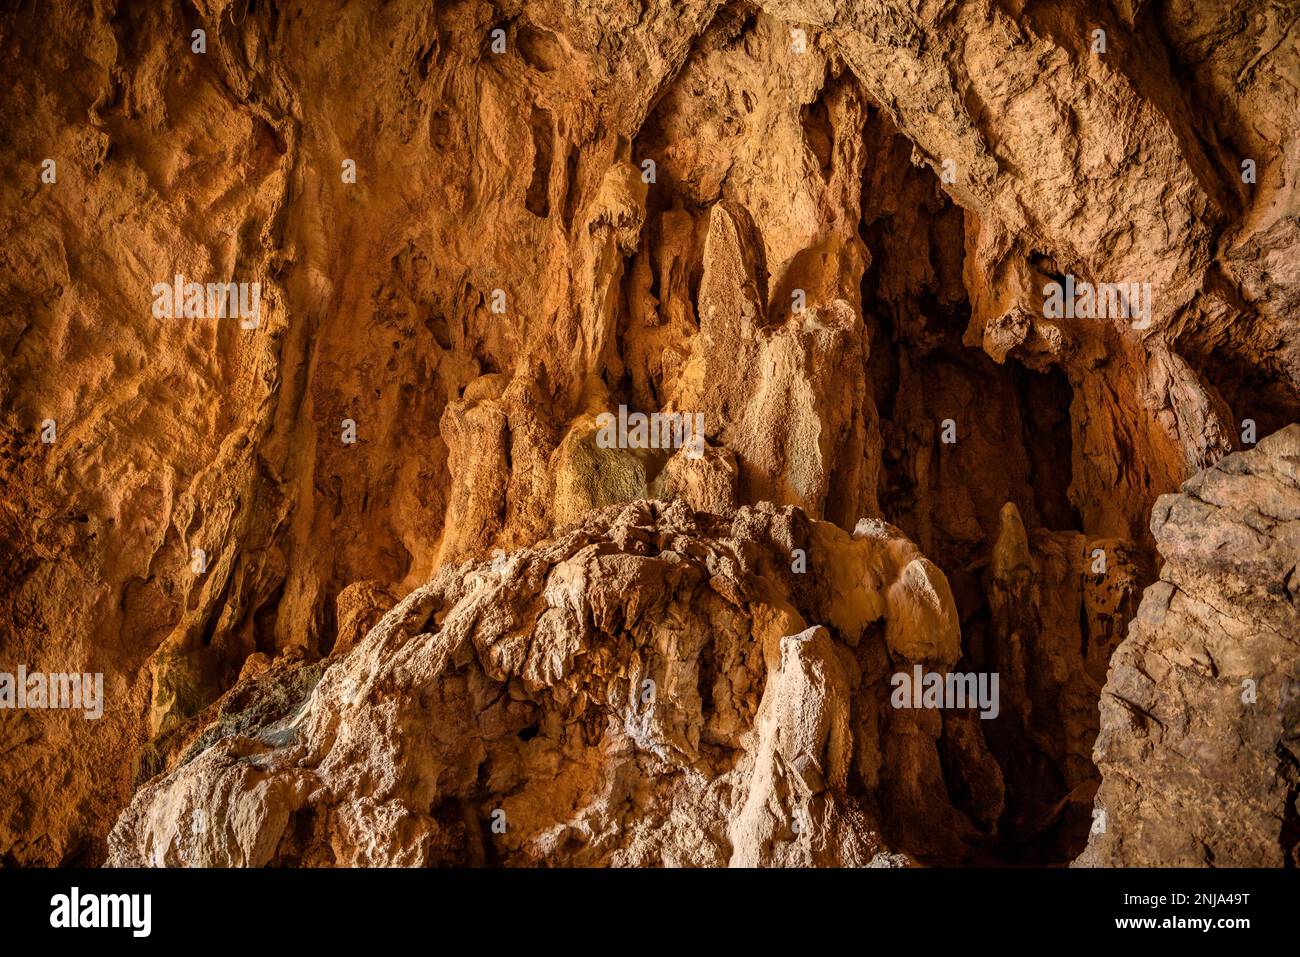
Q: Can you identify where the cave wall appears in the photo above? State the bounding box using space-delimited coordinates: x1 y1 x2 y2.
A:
0 0 1296 865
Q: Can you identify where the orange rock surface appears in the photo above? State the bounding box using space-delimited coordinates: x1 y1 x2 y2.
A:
1 0 1296 866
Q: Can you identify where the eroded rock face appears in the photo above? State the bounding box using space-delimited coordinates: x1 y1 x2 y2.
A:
1079 426 1300 868
1 0 1297 865
108 501 980 867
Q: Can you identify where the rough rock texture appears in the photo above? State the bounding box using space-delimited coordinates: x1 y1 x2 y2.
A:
1 0 1297 866
1079 426 1300 867
109 501 977 867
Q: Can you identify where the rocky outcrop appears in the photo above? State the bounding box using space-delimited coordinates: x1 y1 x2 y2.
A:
1078 426 1300 867
108 501 981 867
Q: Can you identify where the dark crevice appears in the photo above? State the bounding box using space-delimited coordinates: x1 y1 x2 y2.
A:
525 106 552 218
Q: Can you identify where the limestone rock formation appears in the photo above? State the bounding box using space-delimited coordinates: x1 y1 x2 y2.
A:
108 501 978 867
0 0 1297 866
1079 426 1300 867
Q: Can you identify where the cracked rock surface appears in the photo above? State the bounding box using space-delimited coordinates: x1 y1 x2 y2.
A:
109 501 972 867
1079 426 1300 867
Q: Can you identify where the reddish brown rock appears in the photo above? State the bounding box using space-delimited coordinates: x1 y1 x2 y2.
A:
0 0 1296 866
